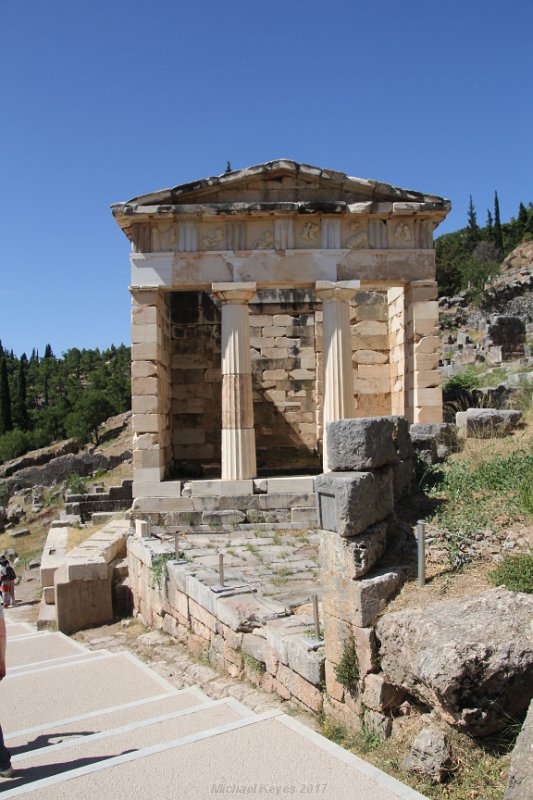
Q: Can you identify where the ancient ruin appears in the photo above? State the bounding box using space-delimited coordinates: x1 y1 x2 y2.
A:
112 160 450 520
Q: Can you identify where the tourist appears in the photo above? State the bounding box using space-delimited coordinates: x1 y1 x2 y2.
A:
0 558 16 608
0 608 13 778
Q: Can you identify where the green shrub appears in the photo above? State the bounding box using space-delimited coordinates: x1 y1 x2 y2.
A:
66 473 87 494
334 636 359 693
489 554 533 594
243 653 266 674
149 553 175 592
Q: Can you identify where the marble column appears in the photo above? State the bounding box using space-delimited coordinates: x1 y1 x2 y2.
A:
315 280 360 472
212 282 257 480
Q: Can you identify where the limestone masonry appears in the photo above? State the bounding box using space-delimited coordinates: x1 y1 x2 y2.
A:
112 160 450 516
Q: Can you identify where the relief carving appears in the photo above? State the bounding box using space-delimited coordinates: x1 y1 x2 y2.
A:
301 222 319 242
202 227 224 248
346 221 368 249
394 221 413 243
254 231 274 250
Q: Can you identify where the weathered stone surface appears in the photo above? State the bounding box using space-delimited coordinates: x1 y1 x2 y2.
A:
404 727 452 783
391 459 415 499
410 422 459 461
286 636 325 686
201 509 246 526
377 589 533 735
320 522 388 580
504 699 533 800
326 417 399 471
390 416 414 461
362 673 405 712
322 566 403 628
455 408 522 439
363 709 393 740
316 469 394 537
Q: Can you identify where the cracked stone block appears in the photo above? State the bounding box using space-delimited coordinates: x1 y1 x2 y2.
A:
316 469 394 537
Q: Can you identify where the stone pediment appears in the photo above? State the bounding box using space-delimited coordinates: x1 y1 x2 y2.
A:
112 160 450 223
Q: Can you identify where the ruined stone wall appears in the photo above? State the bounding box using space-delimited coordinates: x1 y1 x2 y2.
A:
128 534 325 714
316 417 414 734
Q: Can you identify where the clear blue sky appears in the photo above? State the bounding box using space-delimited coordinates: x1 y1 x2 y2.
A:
1 0 531 357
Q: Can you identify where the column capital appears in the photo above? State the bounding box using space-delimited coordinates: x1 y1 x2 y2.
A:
212 282 257 304
315 280 360 303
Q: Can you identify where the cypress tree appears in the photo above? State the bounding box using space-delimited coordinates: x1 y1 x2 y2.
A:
0 357 13 435
14 357 29 430
486 210 494 239
466 195 480 248
494 191 503 251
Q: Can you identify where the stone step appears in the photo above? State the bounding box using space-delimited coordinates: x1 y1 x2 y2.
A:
7 632 90 670
6 687 210 756
2 651 179 739
9 697 251 793
3 711 429 800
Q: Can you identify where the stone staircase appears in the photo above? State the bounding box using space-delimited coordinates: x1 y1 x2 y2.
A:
1 607 427 800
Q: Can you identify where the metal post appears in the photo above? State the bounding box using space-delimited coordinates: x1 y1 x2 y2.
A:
219 553 225 587
417 520 426 588
313 594 321 640
174 533 180 560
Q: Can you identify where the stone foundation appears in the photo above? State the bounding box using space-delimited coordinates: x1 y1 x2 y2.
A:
128 532 325 714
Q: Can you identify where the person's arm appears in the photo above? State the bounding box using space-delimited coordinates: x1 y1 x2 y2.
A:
0 616 6 680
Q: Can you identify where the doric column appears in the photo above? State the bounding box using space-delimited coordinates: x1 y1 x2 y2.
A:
405 280 442 423
315 280 360 472
212 282 257 480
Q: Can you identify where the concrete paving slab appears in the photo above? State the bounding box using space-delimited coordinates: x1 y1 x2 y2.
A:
7 633 88 669
7 688 210 755
4 713 429 800
4 623 36 639
8 699 248 793
1 652 178 735
0 710 279 800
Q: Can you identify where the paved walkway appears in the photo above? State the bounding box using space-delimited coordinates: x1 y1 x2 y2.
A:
1 604 427 800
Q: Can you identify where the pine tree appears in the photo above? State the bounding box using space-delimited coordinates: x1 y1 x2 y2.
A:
44 343 54 359
466 195 480 249
0 357 13 435
494 191 503 251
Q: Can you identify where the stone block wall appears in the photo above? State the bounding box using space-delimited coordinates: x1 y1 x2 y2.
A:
387 283 441 423
316 416 414 732
131 290 173 484
170 291 222 476
128 533 325 713
250 289 320 472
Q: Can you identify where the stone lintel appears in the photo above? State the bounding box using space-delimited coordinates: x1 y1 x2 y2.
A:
129 250 436 289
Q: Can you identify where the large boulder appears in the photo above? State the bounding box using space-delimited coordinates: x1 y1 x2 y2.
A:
376 589 533 736
504 699 533 800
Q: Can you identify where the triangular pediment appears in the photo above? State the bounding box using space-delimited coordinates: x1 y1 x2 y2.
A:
116 160 449 209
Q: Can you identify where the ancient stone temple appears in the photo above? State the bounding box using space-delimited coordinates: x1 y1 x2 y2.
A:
111 160 450 521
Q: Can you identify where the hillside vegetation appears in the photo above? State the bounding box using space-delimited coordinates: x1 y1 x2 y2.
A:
436 195 532 297
0 342 130 463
